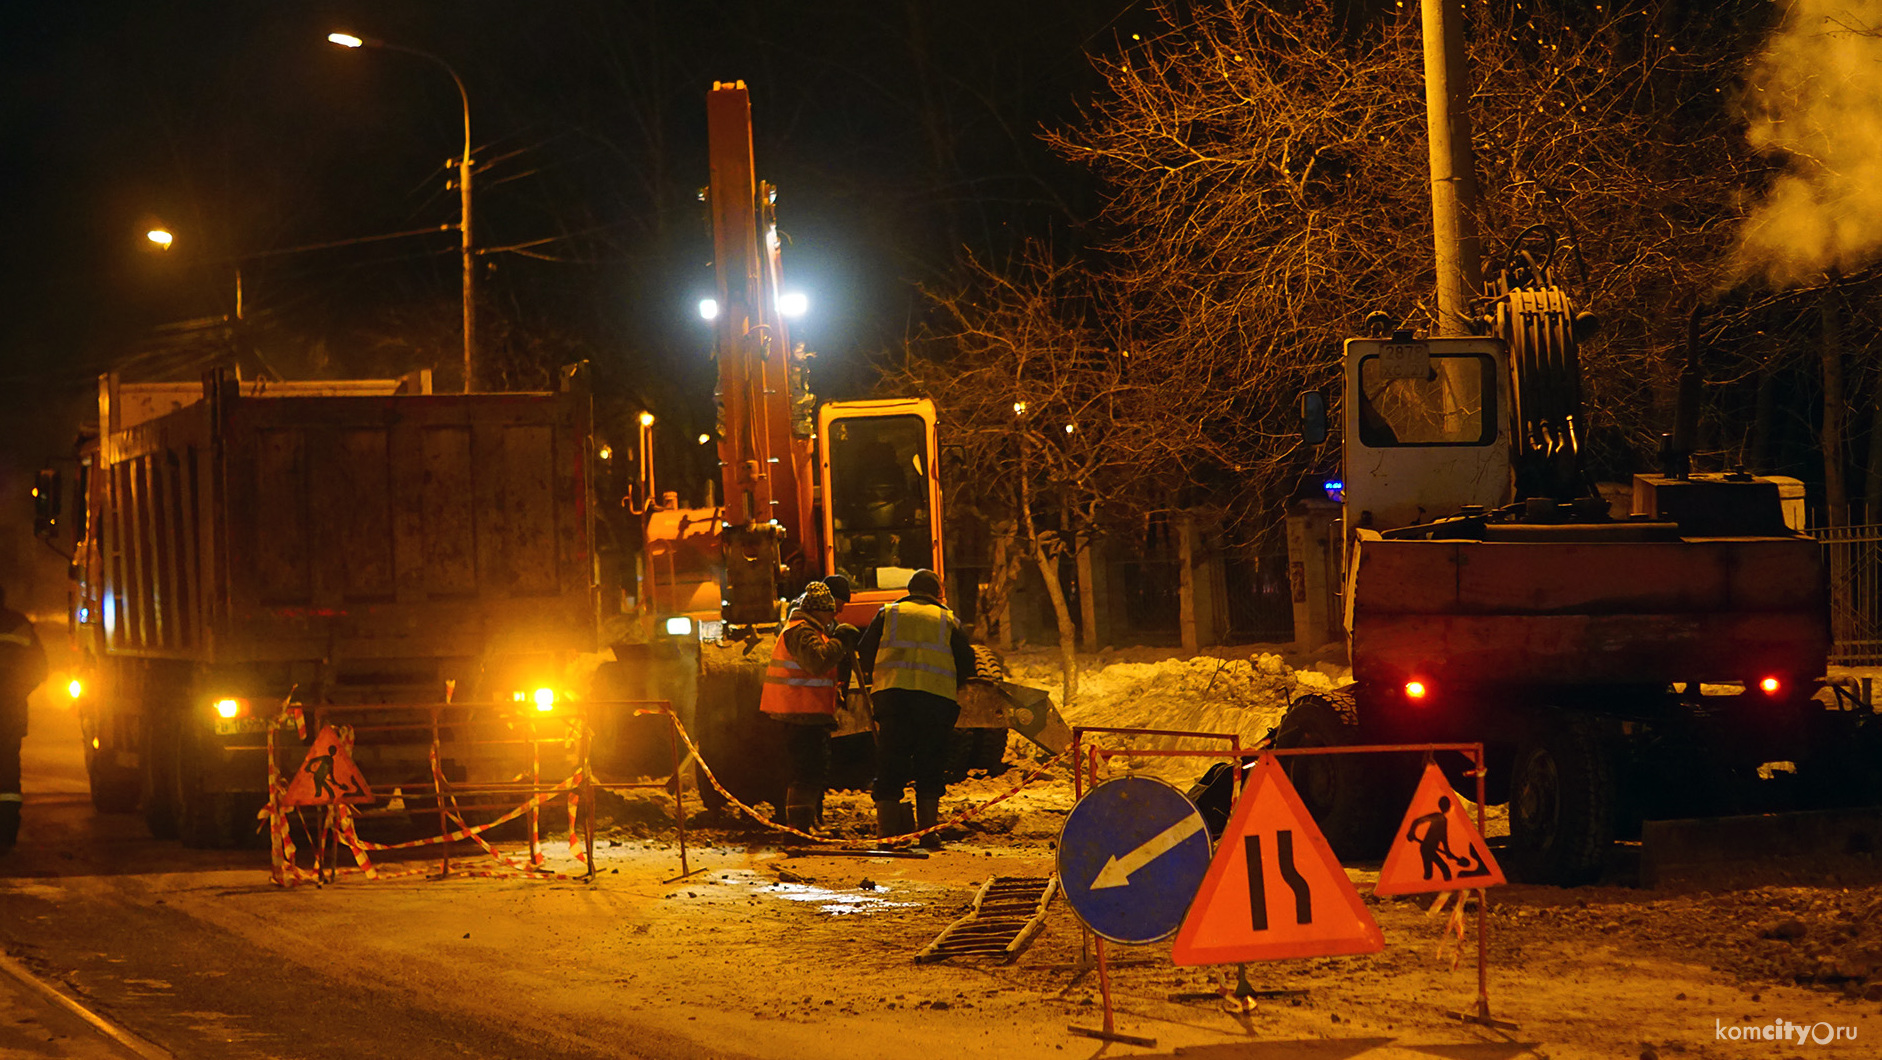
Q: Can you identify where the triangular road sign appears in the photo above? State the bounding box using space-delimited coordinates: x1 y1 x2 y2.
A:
1374 761 1505 896
283 726 376 806
1171 753 1384 965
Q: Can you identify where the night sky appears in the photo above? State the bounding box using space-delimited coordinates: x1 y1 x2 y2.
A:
0 1 1151 602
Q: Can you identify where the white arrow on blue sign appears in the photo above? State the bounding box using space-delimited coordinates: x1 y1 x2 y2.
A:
1057 776 1213 944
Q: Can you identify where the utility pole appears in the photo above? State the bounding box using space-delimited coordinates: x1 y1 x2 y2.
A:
329 33 477 391
1422 0 1484 336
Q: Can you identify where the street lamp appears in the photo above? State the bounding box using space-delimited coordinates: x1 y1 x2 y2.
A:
143 226 244 321
329 31 477 392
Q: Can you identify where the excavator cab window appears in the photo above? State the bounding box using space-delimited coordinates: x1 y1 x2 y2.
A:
825 414 934 591
1356 354 1496 447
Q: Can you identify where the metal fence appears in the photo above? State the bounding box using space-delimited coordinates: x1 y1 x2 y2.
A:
1812 522 1882 665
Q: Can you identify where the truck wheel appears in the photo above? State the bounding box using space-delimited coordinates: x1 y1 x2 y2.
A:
1273 696 1403 859
1507 715 1615 886
88 759 141 814
142 723 180 840
174 729 247 849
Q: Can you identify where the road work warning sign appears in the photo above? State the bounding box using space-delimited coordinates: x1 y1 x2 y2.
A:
283 726 375 806
1170 753 1383 965
1373 761 1504 896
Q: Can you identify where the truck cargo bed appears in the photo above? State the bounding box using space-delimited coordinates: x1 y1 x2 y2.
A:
1347 529 1830 687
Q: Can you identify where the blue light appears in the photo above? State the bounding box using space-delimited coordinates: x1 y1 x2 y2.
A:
1323 478 1345 503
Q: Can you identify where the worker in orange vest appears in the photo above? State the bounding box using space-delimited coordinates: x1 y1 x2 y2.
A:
758 581 849 831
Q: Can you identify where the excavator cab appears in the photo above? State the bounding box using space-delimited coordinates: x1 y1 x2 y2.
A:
1340 335 1512 532
817 397 943 619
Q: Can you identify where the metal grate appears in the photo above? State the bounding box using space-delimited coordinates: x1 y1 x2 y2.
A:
1812 522 1882 665
914 874 1058 963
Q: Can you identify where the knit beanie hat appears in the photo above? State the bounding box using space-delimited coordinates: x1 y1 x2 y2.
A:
906 569 942 599
796 581 838 614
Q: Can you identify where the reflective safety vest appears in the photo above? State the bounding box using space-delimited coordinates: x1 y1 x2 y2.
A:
759 618 839 717
873 600 959 700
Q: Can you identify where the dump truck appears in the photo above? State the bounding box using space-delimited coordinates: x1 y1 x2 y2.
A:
37 367 602 846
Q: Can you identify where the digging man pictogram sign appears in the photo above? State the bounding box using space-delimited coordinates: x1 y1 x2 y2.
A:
1374 761 1504 896
283 726 375 806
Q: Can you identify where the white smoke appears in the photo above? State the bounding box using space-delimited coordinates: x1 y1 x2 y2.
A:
1733 0 1882 288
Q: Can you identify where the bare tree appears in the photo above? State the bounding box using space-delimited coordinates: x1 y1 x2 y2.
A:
1043 1 1753 532
889 243 1180 701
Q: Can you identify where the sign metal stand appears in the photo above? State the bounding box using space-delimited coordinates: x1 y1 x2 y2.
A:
1064 726 1516 1038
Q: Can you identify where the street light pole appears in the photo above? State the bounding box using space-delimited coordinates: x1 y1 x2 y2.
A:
329 33 477 392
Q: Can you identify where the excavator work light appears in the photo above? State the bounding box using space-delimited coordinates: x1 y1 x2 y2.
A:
67 678 82 699
533 687 556 712
665 616 694 636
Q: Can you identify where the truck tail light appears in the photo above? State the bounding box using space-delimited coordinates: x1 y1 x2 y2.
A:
1405 679 1429 702
1759 676 1782 696
212 697 250 719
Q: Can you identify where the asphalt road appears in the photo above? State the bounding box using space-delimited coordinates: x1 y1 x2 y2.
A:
0 692 624 1060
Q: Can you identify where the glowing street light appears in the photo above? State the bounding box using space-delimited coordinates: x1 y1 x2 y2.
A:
140 225 246 320
329 31 477 392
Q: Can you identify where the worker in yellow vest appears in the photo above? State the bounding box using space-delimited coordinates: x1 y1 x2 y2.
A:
857 569 974 847
758 582 849 831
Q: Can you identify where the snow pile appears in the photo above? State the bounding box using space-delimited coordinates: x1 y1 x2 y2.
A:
1000 646 1350 783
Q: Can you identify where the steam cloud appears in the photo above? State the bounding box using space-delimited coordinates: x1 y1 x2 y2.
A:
1732 0 1882 288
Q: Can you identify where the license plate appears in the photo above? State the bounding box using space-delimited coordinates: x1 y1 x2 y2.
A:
213 716 279 736
1379 341 1431 379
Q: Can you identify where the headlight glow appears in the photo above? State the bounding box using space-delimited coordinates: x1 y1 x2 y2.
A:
214 698 243 719
533 687 556 712
665 616 694 636
67 678 83 699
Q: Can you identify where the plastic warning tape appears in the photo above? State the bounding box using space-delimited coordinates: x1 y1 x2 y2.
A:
260 703 592 885
667 713 1070 845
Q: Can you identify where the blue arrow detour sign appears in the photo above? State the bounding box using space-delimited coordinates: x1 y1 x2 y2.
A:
1057 776 1213 944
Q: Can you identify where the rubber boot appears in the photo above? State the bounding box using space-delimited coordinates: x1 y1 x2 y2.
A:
916 796 942 851
784 786 819 833
874 799 911 842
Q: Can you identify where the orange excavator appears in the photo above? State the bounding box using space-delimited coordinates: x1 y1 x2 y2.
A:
613 83 1023 812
